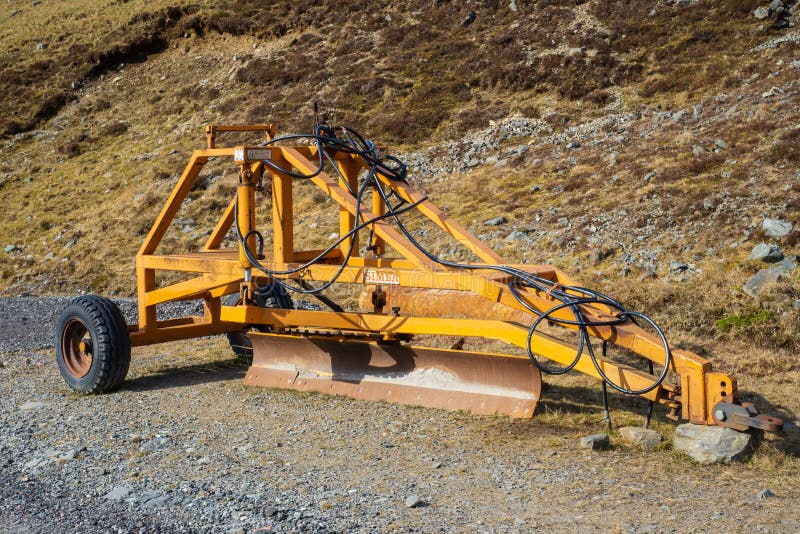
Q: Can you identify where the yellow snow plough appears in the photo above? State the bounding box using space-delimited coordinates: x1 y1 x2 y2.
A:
56 123 782 434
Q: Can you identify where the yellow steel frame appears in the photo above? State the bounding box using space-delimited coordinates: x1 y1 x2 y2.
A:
131 124 738 425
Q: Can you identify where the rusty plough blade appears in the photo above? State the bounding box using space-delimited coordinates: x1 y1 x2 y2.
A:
244 334 542 418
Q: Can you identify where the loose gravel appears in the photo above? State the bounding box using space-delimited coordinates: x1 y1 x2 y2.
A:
1 295 799 533
0 296 203 353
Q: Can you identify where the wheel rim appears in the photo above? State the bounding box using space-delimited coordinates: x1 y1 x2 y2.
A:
61 318 93 378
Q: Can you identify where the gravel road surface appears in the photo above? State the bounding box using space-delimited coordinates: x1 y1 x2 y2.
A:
1 295 799 533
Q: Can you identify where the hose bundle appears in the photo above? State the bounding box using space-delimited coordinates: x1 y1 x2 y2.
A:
233 124 671 396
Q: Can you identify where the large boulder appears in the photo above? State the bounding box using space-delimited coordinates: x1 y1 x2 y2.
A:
673 424 759 464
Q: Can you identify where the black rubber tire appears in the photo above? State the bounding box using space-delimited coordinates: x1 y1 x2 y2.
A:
224 293 256 361
224 283 292 363
55 295 131 394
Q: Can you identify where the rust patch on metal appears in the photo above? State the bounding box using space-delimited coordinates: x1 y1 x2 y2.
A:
61 318 93 378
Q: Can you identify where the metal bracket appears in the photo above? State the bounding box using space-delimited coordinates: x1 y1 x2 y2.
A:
712 401 783 432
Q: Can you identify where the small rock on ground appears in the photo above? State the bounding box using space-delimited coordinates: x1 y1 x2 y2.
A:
758 489 775 499
580 433 609 450
104 486 132 501
484 216 506 226
19 401 48 411
618 427 661 450
404 495 422 508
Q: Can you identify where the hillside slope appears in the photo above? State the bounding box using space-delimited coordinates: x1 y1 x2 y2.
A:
0 0 799 358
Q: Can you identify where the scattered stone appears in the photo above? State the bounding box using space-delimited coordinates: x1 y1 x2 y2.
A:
619 427 662 450
505 230 527 241
671 109 688 123
70 81 82 90
673 423 758 464
264 505 279 517
749 243 783 263
793 299 800 310
24 456 48 470
566 141 580 149
590 247 614 264
641 263 657 279
754 6 770 20
761 86 784 98
769 0 784 11
461 11 476 27
509 0 518 12
104 486 133 501
404 494 422 508
35 43 47 51
140 436 173 452
762 217 793 238
758 488 775 499
58 448 83 461
484 216 506 226
714 138 728 150
580 433 609 450
3 244 17 253
692 145 705 158
141 494 169 511
19 401 47 411
669 261 689 274
643 171 656 182
530 184 541 193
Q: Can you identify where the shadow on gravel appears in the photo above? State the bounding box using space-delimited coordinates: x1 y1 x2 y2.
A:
738 390 800 457
124 358 248 392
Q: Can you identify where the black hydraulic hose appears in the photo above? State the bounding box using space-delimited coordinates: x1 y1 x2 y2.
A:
371 162 673 395
233 180 427 292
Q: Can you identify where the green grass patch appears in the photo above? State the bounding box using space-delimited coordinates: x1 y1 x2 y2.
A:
715 310 773 332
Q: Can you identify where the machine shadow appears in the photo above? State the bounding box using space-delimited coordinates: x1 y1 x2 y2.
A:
737 389 800 456
124 357 248 392
122 359 800 457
